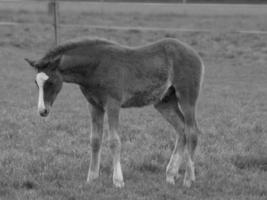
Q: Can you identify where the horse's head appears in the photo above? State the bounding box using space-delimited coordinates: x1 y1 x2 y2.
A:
25 57 63 117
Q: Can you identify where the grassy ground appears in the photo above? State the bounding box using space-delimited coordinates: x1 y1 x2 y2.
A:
0 5 267 200
1 2 267 16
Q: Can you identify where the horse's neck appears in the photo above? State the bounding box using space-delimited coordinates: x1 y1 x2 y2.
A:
59 54 98 85
60 70 83 84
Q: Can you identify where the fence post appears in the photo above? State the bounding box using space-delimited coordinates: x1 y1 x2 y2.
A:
51 0 60 46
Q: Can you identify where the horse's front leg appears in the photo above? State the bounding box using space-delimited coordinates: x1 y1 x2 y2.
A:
107 98 124 188
87 103 105 183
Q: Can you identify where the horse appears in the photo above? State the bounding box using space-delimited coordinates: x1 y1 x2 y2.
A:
25 37 204 188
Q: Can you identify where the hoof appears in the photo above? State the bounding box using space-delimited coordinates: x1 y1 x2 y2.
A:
86 172 99 183
113 178 125 188
183 178 192 188
166 176 175 185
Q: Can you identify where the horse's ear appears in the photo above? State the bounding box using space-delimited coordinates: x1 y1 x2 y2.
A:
25 58 37 69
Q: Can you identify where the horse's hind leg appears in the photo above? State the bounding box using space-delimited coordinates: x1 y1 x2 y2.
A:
106 98 124 188
179 100 199 187
154 88 186 184
87 103 104 183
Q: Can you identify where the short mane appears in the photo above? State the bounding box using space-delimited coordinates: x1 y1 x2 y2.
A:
38 37 116 66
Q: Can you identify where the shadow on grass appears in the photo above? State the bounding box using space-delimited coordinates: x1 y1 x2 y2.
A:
231 155 267 171
20 180 37 190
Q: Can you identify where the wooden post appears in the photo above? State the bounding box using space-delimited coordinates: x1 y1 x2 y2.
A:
51 0 60 46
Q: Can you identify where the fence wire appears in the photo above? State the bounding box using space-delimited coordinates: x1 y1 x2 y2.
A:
1 0 267 47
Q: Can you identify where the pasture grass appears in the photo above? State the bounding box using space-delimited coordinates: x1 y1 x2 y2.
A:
0 8 267 200
1 2 267 16
1 9 267 32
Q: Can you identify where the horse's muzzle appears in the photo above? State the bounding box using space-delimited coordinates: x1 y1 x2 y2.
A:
39 108 49 117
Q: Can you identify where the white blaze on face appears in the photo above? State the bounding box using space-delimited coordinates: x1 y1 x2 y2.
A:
36 72 49 113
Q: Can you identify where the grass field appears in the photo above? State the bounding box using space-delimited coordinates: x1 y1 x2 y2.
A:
0 3 267 200
1 2 267 16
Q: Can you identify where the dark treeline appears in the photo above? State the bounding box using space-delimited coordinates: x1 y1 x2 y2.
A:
54 0 267 3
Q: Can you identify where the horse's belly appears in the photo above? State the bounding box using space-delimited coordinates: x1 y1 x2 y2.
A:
120 84 167 108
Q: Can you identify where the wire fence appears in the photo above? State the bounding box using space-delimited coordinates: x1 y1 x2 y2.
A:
1 0 267 47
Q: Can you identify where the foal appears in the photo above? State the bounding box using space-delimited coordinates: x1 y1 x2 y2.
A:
25 37 204 188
